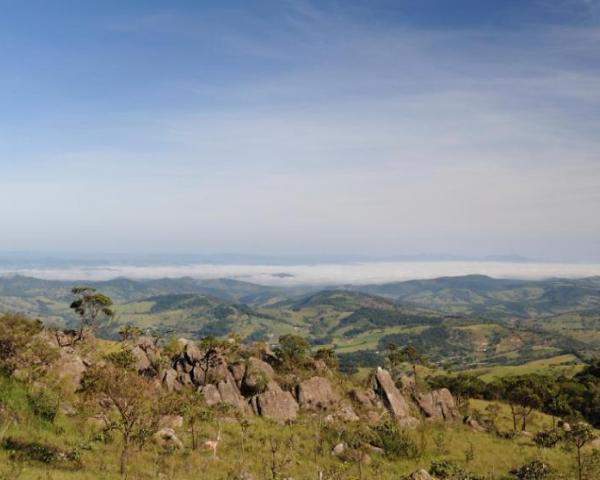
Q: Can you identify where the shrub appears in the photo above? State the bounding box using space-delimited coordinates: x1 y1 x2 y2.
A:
2 437 61 464
510 460 553 480
430 460 482 480
372 421 419 459
27 388 59 423
533 430 562 449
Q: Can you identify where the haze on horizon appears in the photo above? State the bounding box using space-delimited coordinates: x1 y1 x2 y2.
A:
1 1 600 262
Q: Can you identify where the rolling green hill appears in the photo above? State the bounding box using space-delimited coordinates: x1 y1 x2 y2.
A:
1 274 599 372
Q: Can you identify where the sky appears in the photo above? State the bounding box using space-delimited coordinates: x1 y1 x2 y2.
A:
1 0 600 262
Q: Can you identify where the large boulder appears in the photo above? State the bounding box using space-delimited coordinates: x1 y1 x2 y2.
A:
199 384 221 405
241 357 274 395
131 346 151 373
373 367 413 420
296 376 340 411
229 362 246 387
184 341 203 364
252 385 298 423
154 428 183 450
55 347 86 391
217 374 252 415
159 415 184 430
414 388 459 421
406 469 434 480
161 369 179 392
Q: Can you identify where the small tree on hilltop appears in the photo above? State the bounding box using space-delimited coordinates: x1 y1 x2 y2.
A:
70 287 114 340
386 343 427 385
79 348 158 478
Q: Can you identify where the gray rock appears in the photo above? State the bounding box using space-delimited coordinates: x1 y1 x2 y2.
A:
199 384 222 405
185 342 203 364
217 374 252 414
242 357 274 395
414 388 459 421
374 367 412 419
332 442 346 456
154 428 183 449
162 369 179 392
296 376 340 411
253 385 298 423
132 346 151 373
159 415 184 430
406 469 433 480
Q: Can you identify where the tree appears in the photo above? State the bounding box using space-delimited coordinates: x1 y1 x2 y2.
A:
386 343 427 385
118 324 143 342
276 334 311 368
564 422 596 480
69 287 114 340
160 388 211 450
502 375 550 432
79 348 158 478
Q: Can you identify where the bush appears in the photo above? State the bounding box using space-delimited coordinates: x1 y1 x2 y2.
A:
510 460 553 480
2 437 61 464
533 430 562 449
430 460 482 480
27 388 59 423
372 421 419 459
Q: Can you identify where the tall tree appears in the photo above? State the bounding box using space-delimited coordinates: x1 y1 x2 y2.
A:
79 348 158 478
69 287 114 340
565 422 596 480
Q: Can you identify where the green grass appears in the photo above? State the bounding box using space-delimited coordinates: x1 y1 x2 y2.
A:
467 354 585 382
0 409 583 480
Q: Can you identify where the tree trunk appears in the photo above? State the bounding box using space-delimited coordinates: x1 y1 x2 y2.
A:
510 405 517 432
191 422 197 450
577 446 582 480
120 438 129 479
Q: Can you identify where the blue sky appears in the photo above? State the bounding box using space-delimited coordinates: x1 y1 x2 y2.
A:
1 0 599 261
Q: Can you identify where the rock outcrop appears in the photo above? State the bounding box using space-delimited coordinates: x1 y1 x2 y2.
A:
414 388 459 421
154 428 183 449
157 340 460 428
296 376 339 411
251 384 299 423
130 336 160 375
373 367 415 422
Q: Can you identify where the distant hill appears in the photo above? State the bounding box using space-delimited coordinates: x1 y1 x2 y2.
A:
1 274 600 370
350 274 600 319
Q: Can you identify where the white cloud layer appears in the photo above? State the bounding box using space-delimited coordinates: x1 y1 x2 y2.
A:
2 261 600 286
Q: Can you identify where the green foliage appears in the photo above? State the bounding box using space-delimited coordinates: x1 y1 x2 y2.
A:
105 347 138 371
0 313 43 375
511 460 553 480
118 324 142 341
380 326 471 363
313 347 338 370
69 286 114 338
276 334 311 367
533 430 562 449
27 387 59 423
372 421 419 459
2 437 80 467
430 460 482 480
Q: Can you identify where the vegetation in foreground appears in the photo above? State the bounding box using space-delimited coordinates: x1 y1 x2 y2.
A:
0 284 599 479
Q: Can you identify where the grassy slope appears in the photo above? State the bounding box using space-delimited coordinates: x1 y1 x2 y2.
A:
0 394 587 480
